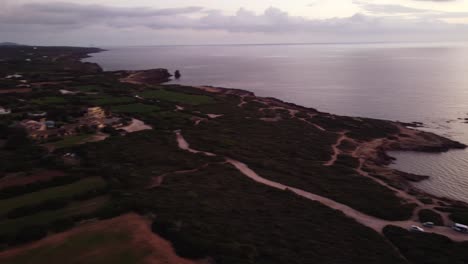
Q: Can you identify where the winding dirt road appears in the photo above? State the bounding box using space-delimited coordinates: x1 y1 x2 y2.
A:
174 130 468 242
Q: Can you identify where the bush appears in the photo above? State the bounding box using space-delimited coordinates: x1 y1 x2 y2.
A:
384 225 468 264
418 209 444 225
7 198 70 219
151 220 210 259
10 226 47 246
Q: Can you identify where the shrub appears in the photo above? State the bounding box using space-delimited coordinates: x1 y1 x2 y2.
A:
418 209 444 226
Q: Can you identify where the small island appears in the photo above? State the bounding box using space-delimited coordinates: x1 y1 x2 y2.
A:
0 46 468 264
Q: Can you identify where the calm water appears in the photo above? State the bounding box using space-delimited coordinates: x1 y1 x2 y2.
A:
85 43 468 202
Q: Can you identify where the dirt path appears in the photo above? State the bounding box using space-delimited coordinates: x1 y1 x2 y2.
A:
175 131 468 241
147 164 211 189
324 131 347 166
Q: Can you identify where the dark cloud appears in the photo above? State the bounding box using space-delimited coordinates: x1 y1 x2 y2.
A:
0 2 204 26
25 2 203 17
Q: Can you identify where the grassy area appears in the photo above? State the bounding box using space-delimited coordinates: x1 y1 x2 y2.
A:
144 164 406 264
0 196 109 236
0 232 144 264
140 89 214 105
79 130 216 189
31 97 67 105
90 96 135 106
72 85 103 92
51 134 94 149
384 225 468 264
110 103 160 114
0 177 106 216
0 214 155 264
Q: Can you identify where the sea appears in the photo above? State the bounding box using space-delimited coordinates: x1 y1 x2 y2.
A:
84 42 468 203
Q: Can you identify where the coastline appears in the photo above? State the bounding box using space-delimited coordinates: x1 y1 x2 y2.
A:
84 48 468 226
83 46 468 203
3 44 468 262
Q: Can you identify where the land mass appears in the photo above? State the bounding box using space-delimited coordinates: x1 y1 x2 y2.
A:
0 46 468 264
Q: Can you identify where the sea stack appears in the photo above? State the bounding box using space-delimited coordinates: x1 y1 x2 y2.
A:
175 70 181 79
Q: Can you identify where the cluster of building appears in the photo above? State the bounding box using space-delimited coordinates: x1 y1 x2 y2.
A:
18 107 124 141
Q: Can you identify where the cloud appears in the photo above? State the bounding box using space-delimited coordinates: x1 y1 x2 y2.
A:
25 2 204 18
0 2 467 45
0 2 204 26
413 0 456 2
353 1 430 14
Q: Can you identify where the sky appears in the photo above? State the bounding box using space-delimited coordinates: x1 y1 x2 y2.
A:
1 0 468 45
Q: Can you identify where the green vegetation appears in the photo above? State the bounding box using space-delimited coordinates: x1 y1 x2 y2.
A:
0 177 106 216
451 211 468 224
73 84 103 92
0 231 146 264
435 206 468 224
184 114 414 220
0 196 108 236
384 225 468 264
31 97 67 105
0 216 154 264
79 130 216 189
140 89 214 105
418 209 444 226
110 103 160 114
51 134 94 149
90 96 135 106
146 164 406 264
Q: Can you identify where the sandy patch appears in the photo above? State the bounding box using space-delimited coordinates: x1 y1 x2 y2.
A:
121 118 152 133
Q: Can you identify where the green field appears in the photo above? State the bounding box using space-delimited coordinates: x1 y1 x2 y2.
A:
0 196 109 235
0 216 150 264
110 103 160 114
0 232 142 264
31 97 67 105
52 134 94 149
140 89 214 105
72 85 103 92
90 96 135 106
0 177 106 216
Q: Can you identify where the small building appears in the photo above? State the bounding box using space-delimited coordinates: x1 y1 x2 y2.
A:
81 107 106 128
